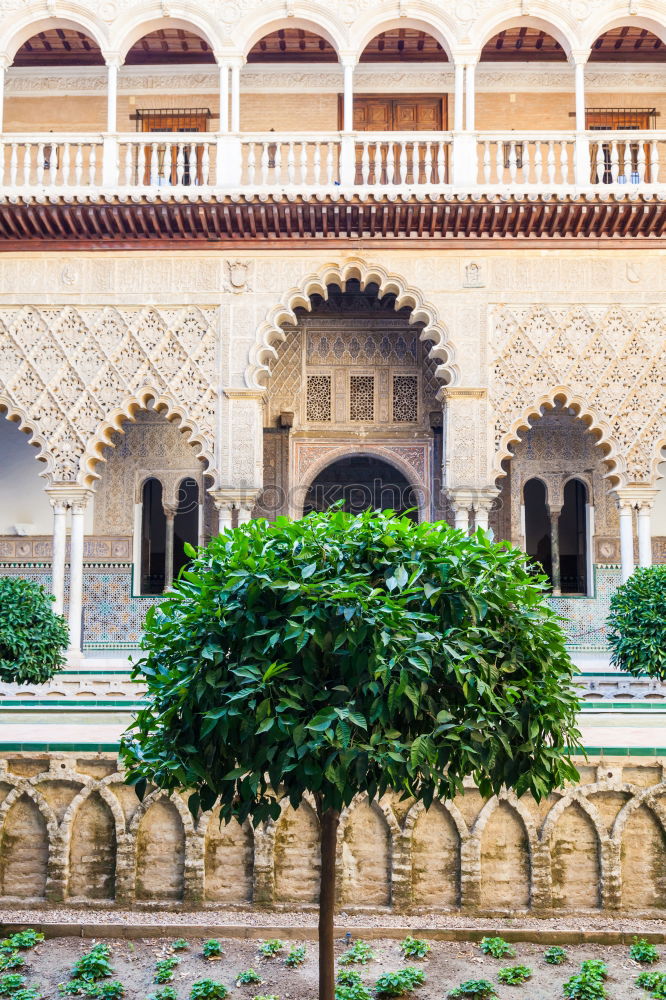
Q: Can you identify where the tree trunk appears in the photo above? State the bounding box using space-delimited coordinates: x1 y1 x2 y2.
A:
318 805 340 1000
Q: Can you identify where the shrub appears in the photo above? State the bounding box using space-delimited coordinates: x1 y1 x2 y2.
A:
607 566 666 679
71 944 113 982
0 577 69 683
171 940 189 951
544 946 568 965
497 965 532 985
374 968 425 997
563 972 607 999
202 940 223 960
479 938 516 960
258 941 284 959
447 982 497 999
580 960 607 980
630 938 660 964
146 989 177 1000
154 959 179 984
339 941 376 966
399 938 430 960
236 970 263 986
636 971 666 991
0 974 26 996
284 945 306 968
189 982 229 1000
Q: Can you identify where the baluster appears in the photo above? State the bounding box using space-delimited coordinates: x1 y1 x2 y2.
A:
623 141 632 183
75 143 83 185
161 142 170 185
201 143 209 185
650 140 659 185
62 143 71 186
399 141 407 184
437 141 445 184
150 142 159 185
495 140 503 184
0 142 5 187
361 141 370 185
88 144 97 186
483 141 491 184
10 143 17 186
36 143 45 185
188 142 196 184
508 141 517 183
547 141 556 185
176 144 185 184
385 143 394 185
274 142 282 184
300 142 308 185
326 142 334 185
124 143 132 185
374 141 382 186
534 142 543 184
137 143 146 186
313 142 321 185
560 141 569 185
287 141 295 184
260 142 269 184
48 143 57 186
247 143 256 185
521 142 531 184
424 141 432 185
596 142 604 184
22 143 32 186
637 141 646 184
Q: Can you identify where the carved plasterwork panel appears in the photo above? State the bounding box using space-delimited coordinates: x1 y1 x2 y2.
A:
491 305 666 487
0 305 218 485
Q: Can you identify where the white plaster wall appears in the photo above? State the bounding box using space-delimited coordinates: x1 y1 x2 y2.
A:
0 418 51 534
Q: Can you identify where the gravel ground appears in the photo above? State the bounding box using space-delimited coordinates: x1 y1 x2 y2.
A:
3 935 662 999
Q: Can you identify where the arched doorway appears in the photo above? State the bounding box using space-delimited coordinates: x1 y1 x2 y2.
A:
523 478 552 582
303 455 419 519
559 478 588 595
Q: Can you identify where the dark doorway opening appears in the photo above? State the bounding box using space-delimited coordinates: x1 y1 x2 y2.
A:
174 477 199 578
559 478 588 594
524 478 552 583
141 478 166 594
303 455 419 519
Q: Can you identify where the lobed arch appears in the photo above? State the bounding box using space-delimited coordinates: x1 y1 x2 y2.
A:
0 395 54 485
582 16 666 55
0 13 108 65
247 258 458 390
352 12 457 64
238 11 347 62
493 389 625 490
79 385 215 490
475 11 577 63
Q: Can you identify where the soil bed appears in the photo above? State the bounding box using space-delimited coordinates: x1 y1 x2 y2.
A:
6 934 662 999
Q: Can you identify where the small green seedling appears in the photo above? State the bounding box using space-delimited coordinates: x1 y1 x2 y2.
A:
12 990 43 1000
337 970 363 987
252 996 279 1000
171 940 189 952
236 970 263 986
497 965 532 985
636 970 666 991
563 967 608 1000
0 956 23 975
631 939 660 965
202 940 223 960
284 945 306 968
94 985 125 999
146 988 177 1000
154 959 179 984
0 973 27 995
71 944 114 982
544 946 568 965
374 967 425 997
335 984 372 1000
399 938 430 961
258 941 284 959
479 938 516 960
447 982 498 999
190 982 229 1000
6 932 43 952
59 982 125 998
339 941 376 965
580 960 608 980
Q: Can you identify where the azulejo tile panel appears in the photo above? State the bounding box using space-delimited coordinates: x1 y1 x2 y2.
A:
547 565 621 650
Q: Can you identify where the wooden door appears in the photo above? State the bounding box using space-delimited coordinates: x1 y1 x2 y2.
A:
140 111 208 185
344 95 447 183
586 109 652 184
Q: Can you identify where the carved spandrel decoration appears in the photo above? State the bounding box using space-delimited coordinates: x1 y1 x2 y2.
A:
0 535 132 561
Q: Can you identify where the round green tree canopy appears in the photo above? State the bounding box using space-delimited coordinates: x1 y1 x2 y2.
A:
0 576 69 684
607 565 666 680
121 509 581 821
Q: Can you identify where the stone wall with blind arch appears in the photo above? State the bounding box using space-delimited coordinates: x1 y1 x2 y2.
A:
2 753 666 916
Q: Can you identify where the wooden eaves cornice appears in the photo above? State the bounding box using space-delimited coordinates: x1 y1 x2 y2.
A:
0 192 665 248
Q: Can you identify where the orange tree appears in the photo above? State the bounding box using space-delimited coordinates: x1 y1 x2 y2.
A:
120 508 581 1000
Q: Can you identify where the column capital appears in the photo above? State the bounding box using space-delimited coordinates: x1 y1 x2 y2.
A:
570 49 590 67
162 502 179 519
209 488 260 511
339 52 358 69
615 487 659 511
103 52 122 69
45 485 93 509
547 504 563 520
471 488 499 513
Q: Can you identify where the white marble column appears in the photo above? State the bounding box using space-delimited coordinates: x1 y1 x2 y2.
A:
0 59 7 135
219 61 229 133
618 502 635 583
465 63 476 130
342 60 355 132
67 492 91 655
236 503 253 525
453 62 464 132
163 503 178 590
106 60 119 133
637 501 653 568
453 504 470 532
230 60 241 133
132 501 142 593
549 506 562 595
574 60 586 132
48 496 68 616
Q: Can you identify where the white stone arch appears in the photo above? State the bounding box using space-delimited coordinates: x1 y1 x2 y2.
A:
296 443 429 521
0 394 55 485
472 789 538 847
493 389 625 489
128 787 196 838
474 11 578 62
403 797 469 841
60 779 127 844
539 784 607 845
351 10 457 64
115 12 222 63
79 384 215 489
0 11 108 63
0 779 59 838
582 14 666 54
237 9 347 60
247 258 458 390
